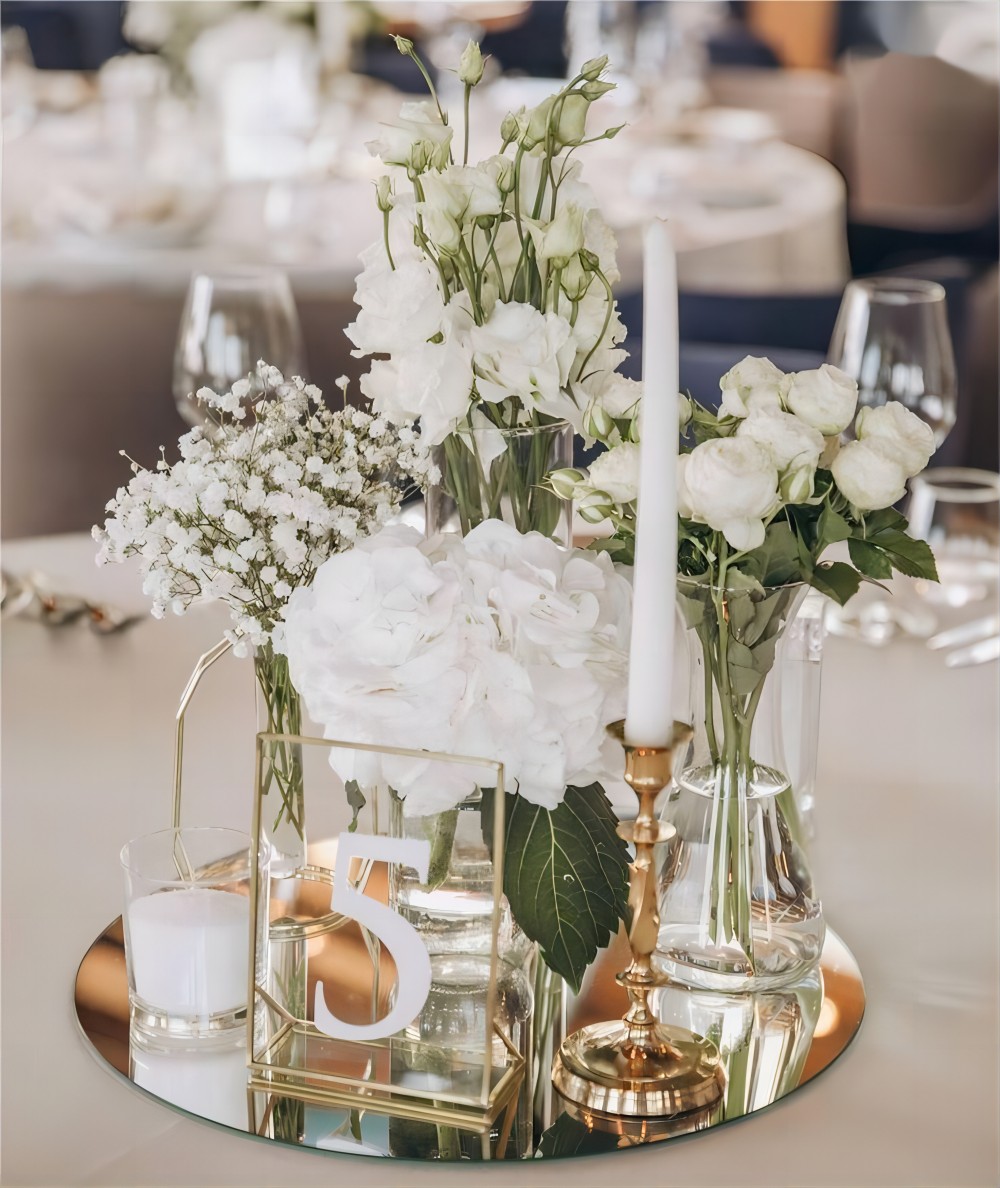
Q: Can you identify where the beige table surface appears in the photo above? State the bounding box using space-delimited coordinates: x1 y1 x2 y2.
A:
1 534 997 1187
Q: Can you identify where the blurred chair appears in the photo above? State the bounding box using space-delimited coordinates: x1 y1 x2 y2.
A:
841 52 999 272
705 67 843 159
0 0 125 71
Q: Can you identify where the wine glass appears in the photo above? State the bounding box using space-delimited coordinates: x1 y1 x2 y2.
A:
825 278 959 643
908 467 1000 608
173 269 306 428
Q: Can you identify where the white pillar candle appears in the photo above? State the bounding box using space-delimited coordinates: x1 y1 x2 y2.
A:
127 887 250 1017
625 220 679 748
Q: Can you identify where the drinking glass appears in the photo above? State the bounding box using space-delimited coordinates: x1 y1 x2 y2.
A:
828 277 957 445
173 269 305 428
121 827 253 1043
825 278 958 643
908 467 1000 608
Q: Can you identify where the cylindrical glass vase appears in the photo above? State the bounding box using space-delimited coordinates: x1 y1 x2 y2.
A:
653 580 825 993
425 420 573 545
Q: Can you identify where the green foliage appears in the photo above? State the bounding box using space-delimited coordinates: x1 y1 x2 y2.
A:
481 784 630 992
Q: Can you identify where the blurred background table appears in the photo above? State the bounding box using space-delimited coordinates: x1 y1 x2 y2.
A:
1 532 997 1186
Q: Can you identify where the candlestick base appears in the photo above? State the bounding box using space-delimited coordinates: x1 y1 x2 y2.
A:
552 1019 724 1117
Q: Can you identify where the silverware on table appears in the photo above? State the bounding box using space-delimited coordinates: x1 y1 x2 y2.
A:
927 615 1000 651
943 635 1000 668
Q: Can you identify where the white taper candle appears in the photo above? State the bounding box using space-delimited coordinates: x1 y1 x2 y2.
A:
625 219 679 748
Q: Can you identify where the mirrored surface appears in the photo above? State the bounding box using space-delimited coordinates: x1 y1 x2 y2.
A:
75 900 863 1161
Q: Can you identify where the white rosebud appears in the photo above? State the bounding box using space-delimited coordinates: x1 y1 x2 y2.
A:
548 467 584 500
780 464 816 504
785 364 859 435
681 437 780 550
500 110 523 144
586 442 641 504
374 174 393 213
831 439 908 511
581 79 616 101
719 356 789 419
855 402 935 477
458 39 484 87
531 202 586 267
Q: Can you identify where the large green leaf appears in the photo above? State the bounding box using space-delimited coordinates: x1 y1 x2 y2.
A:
481 784 630 993
809 561 864 605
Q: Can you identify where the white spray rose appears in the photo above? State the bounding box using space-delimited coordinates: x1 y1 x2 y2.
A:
470 301 576 422
680 438 780 550
831 439 908 511
586 442 641 504
855 401 935 477
367 100 453 172
737 407 824 502
785 364 859 434
719 356 788 419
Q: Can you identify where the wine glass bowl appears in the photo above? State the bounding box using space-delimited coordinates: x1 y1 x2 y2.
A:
827 277 958 446
908 467 1000 608
173 269 305 428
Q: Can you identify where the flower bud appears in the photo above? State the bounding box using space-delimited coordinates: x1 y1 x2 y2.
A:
484 153 515 194
458 39 485 86
392 35 414 55
627 415 641 444
780 464 815 504
580 54 609 81
578 490 615 523
500 110 522 145
523 93 588 149
584 402 615 442
374 174 393 212
422 207 462 256
581 79 616 101
547 467 584 500
533 202 585 267
678 394 692 431
560 254 592 301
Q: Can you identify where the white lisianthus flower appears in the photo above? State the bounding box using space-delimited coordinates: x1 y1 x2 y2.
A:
345 256 444 357
471 301 576 422
361 333 474 447
530 202 586 267
458 39 484 87
595 373 642 419
583 209 621 285
367 100 453 172
785 364 859 434
831 439 908 510
419 164 503 224
681 437 780 550
420 206 462 256
482 153 515 195
855 402 935 476
586 442 641 504
719 356 789 419
522 93 589 149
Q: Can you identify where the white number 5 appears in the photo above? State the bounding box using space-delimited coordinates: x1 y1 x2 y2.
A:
312 832 432 1041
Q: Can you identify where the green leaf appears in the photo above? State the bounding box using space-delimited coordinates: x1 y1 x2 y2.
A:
345 780 366 833
482 784 630 993
875 532 939 581
809 561 863 606
537 1113 621 1158
752 521 801 587
726 638 764 695
848 537 894 580
818 505 852 550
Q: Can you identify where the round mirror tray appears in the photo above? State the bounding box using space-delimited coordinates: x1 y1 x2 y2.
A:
75 915 864 1162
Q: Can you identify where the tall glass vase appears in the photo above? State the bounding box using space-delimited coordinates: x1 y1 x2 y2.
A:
388 793 534 1159
254 645 307 875
425 420 573 545
653 581 825 993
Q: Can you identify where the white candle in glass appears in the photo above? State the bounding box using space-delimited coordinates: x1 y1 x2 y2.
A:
127 887 250 1016
625 220 679 749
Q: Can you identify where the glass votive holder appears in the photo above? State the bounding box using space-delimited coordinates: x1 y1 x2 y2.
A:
908 467 1000 607
121 827 253 1044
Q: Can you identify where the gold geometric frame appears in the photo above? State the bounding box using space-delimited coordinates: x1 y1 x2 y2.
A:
245 730 524 1158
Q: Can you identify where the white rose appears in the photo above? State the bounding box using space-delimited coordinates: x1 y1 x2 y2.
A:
719 356 788 419
855 402 935 477
530 202 586 267
736 408 824 472
785 364 859 434
360 333 473 446
346 257 444 357
830 439 908 511
586 442 640 504
681 438 779 550
367 100 453 172
470 301 576 422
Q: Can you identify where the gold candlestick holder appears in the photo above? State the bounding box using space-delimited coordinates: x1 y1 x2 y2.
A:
551 721 725 1118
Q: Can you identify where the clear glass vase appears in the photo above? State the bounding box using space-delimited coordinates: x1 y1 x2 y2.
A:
254 646 307 875
424 420 573 545
388 793 534 1158
653 581 825 992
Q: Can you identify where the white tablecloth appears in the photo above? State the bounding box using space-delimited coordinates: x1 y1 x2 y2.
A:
1 533 997 1187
